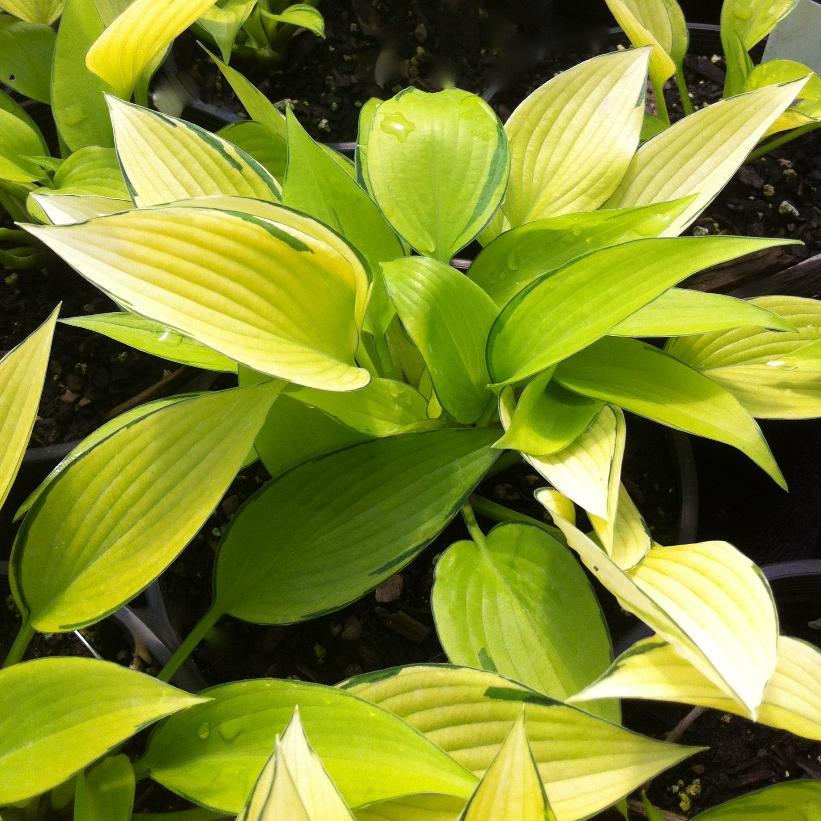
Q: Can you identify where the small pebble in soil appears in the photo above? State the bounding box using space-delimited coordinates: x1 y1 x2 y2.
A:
374 573 404 603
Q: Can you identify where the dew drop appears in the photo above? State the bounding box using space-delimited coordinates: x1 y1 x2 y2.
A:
379 112 416 142
197 722 211 740
218 723 242 743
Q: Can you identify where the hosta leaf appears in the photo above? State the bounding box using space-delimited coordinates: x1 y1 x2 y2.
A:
85 0 218 99
264 3 324 37
554 337 785 488
237 709 354 821
107 99 279 206
383 257 498 423
355 794 465 821
140 679 477 812
0 658 204 805
52 145 128 197
690 780 821 820
432 523 617 722
0 307 58 510
486 236 788 386
459 715 553 820
666 295 821 419
611 288 794 337
605 80 807 235
496 49 648 236
62 312 237 372
343 665 697 821
537 489 778 716
74 755 135 821
0 0 62 23
196 0 255 62
25 205 371 391
31 192 132 224
364 88 509 261
590 484 652 571
0 108 48 183
213 429 498 623
0 16 55 102
721 0 799 52
572 636 821 742
218 121 287 181
468 198 694 306
11 384 278 631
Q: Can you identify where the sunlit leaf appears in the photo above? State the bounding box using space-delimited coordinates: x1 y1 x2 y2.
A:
217 121 287 181
0 107 48 183
264 3 324 37
30 192 132 224
196 0 255 62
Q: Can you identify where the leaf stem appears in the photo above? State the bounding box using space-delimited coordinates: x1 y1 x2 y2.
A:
2 620 34 668
470 495 562 539
652 76 671 126
374 333 400 381
477 395 498 428
461 501 487 549
675 67 694 116
156 607 221 684
748 121 821 162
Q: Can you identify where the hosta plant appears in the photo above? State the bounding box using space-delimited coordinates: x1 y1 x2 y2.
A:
2 45 821 820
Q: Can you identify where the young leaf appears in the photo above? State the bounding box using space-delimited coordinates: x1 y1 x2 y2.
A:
572 636 821 742
264 3 324 37
74 755 136 821
0 658 204 805
50 145 128 197
459 715 554 820
140 679 477 813
11 383 279 632
344 664 698 821
218 121 287 181
24 205 371 391
85 0 218 99
690 780 820 820
554 337 786 488
196 0 255 62
213 429 498 624
0 0 62 23
0 307 57 510
364 88 509 261
432 523 617 723
32 192 132 224
605 80 808 235
237 708 353 821
0 16 55 102
383 257 498 423
496 48 649 236
107 99 280 206
486 236 788 386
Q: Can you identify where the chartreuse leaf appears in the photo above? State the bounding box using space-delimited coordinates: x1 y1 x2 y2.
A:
0 108 48 183
432 523 617 723
690 780 821 820
74 755 135 821
0 15 55 102
30 192 132 224
237 709 353 821
383 258 497 424
572 635 821 742
196 0 255 62
140 679 477 813
218 121 287 181
495 49 648 237
24 205 371 391
486 236 788 386
264 3 324 37
11 383 278 632
538 489 778 717
590 484 653 570
85 0 218 99
0 658 204 805
611 288 794 337
344 665 697 821
213 429 498 624
0 0 62 23
554 337 786 488
284 109 404 334
605 80 807 235
468 199 694 306
364 88 509 261
0 309 57 511
107 99 280 206
62 313 236 372
355 794 465 821
666 296 821 419
745 60 821 136
459 714 554 821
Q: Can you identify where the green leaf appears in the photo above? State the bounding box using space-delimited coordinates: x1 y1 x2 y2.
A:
0 108 48 183
0 657 204 805
24 204 371 391
690 780 821 820
196 0 255 62
0 307 58 510
363 88 509 261
344 665 698 821
107 99 280 206
495 49 649 237
486 236 789 386
468 199 694 306
74 755 135 821
217 121 287 181
355 794 465 821
0 16 55 102
611 288 794 337
140 679 477 813
11 383 278 631
383 257 497 423
53 146 128 196
721 0 799 52
213 429 498 624
554 336 785 488
264 3 324 37
62 312 237 372
666 295 821 419
31 192 132 224
432 523 617 723
0 0 62 23
605 80 807 235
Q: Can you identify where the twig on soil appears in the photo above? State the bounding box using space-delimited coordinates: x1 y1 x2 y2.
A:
106 366 190 418
666 706 707 744
628 798 687 821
